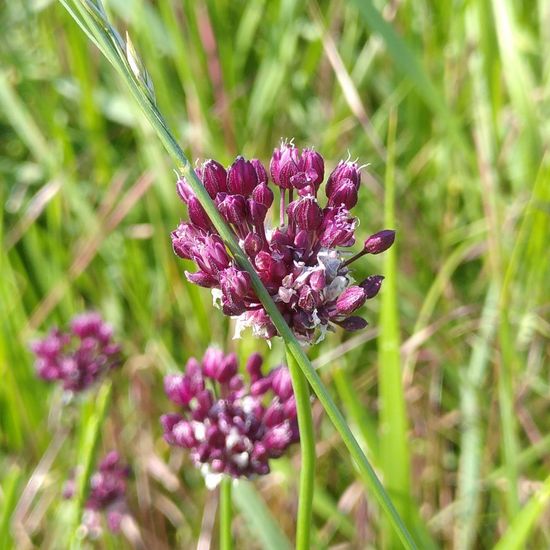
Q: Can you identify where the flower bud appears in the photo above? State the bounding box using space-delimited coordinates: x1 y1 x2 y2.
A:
270 142 300 189
263 424 292 455
283 396 297 419
328 178 358 209
300 148 325 188
326 160 361 198
293 197 323 230
252 183 274 208
334 316 368 331
201 159 227 198
251 159 268 185
202 347 225 379
188 197 212 230
251 377 273 396
185 270 218 288
164 374 196 406
99 451 122 471
227 156 258 195
248 199 268 224
264 402 285 427
272 366 293 401
160 413 181 433
216 193 247 225
171 223 198 259
363 229 395 254
336 286 367 315
360 275 384 299
246 353 263 382
172 420 196 447
194 389 214 419
176 178 194 204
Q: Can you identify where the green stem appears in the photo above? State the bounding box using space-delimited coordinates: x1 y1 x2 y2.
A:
219 478 233 550
286 348 315 550
58 4 417 547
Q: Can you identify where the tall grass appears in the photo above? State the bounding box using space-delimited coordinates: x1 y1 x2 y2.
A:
1 0 549 548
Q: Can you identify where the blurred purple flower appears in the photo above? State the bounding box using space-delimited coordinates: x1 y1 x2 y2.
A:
172 141 395 344
160 349 298 487
30 312 121 392
64 451 130 536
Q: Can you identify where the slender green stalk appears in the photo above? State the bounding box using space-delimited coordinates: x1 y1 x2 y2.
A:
494 474 550 550
219 478 233 550
286 348 315 550
59 3 417 547
378 109 412 547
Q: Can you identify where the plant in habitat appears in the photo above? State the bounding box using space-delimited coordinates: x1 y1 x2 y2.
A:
58 1 417 549
63 451 130 537
161 349 298 487
30 311 121 393
173 144 394 344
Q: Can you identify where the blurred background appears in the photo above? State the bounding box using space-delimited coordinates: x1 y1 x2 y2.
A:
1 0 549 548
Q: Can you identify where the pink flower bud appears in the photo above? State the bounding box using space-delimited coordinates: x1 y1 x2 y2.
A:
328 178 358 209
252 183 274 208
300 148 324 188
187 196 212 230
335 316 368 331
360 275 384 298
201 159 227 198
251 159 269 185
293 197 323 230
336 286 367 314
364 229 395 254
272 366 293 401
227 156 258 195
216 193 247 225
246 353 263 382
326 160 361 198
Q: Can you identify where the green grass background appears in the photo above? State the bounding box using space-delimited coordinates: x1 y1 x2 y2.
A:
1 0 549 548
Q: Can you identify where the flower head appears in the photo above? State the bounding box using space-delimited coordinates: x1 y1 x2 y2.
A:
160 349 298 488
30 312 121 392
64 451 130 535
172 142 395 344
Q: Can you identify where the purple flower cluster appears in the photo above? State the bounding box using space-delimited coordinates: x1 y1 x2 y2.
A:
160 348 298 487
172 141 395 343
63 451 130 534
30 312 121 392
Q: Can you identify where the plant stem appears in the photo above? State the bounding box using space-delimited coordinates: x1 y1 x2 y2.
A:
286 348 315 550
219 478 233 550
58 4 417 547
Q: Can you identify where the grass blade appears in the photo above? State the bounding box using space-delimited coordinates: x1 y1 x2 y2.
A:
232 481 292 550
494 475 550 550
454 284 499 549
378 109 412 543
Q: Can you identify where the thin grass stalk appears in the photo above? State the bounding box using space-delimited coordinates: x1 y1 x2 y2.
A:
378 109 412 547
219 478 233 550
59 2 417 547
285 348 315 549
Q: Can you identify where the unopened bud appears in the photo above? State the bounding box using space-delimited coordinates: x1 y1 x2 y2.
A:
364 230 395 254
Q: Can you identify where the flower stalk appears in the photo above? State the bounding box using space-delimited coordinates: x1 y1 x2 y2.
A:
285 348 315 550
219 478 233 550
59 2 417 547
